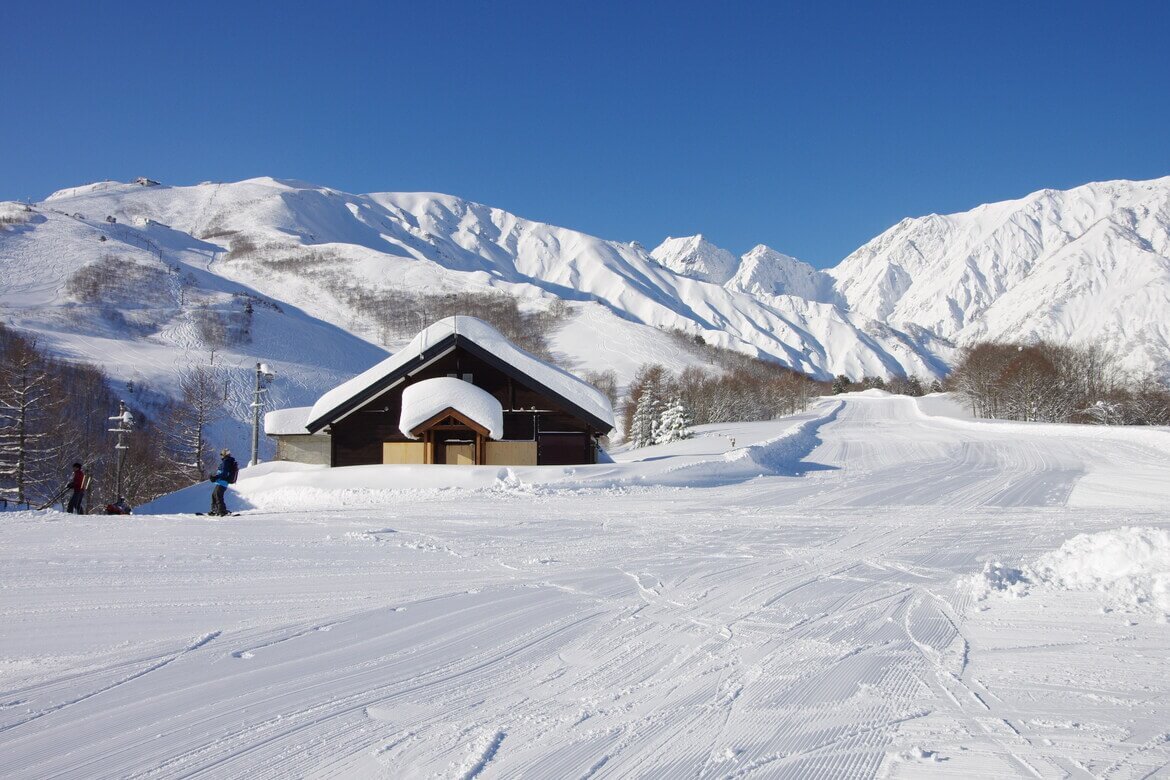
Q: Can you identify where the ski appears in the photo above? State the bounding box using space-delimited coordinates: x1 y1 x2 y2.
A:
36 486 71 511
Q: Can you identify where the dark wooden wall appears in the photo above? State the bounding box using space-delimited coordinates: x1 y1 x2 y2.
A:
330 346 596 467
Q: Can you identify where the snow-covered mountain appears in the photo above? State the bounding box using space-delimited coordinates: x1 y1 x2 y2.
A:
7 177 952 386
1 173 1167 451
726 244 839 304
649 235 740 284
829 177 1170 377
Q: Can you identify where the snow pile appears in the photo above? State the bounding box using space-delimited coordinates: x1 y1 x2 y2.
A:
974 527 1170 614
400 377 504 439
1032 527 1170 613
971 561 1031 600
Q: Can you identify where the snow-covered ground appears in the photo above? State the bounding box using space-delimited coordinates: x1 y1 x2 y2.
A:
2 394 1169 778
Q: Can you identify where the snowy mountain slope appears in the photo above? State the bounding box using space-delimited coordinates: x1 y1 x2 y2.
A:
8 172 1169 421
0 199 387 450
35 178 950 382
829 176 1170 377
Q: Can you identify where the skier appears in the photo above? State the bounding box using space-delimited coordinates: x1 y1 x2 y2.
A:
105 496 132 515
66 463 86 514
208 448 239 516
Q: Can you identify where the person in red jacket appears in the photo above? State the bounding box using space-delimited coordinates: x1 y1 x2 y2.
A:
66 463 86 514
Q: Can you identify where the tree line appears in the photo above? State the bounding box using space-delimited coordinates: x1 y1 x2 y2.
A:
0 323 234 511
947 341 1170 425
619 358 823 444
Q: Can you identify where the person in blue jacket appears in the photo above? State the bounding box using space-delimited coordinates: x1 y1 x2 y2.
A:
209 448 238 516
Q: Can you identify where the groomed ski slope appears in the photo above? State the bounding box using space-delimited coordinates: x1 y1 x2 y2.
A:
2 393 1169 779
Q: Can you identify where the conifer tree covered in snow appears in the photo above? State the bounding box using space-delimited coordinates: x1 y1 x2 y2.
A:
630 392 663 448
656 396 693 444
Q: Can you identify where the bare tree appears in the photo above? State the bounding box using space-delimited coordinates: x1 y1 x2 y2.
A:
0 333 61 503
161 359 225 484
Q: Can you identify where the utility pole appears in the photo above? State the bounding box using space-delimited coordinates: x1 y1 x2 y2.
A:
107 401 134 500
250 363 276 467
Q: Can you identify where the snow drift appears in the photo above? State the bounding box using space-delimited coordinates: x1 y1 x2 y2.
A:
974 527 1170 615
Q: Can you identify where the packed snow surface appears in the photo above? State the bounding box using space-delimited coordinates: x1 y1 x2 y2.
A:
3 395 1170 778
308 316 615 430
399 377 504 440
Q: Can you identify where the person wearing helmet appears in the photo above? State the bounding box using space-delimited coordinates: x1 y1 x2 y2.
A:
208 448 239 516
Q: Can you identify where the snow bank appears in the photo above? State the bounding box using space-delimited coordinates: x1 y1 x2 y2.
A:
400 377 503 439
913 395 1170 457
1034 527 1170 612
264 406 312 435
974 527 1170 615
847 388 892 398
649 401 842 486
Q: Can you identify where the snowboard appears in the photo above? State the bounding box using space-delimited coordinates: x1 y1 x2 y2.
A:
195 512 240 516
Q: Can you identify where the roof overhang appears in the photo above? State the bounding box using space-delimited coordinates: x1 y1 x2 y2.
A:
408 407 492 438
306 333 613 435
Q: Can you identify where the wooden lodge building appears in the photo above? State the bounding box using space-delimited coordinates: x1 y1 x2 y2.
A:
265 317 615 467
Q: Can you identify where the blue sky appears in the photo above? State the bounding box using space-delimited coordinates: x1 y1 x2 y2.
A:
3 1 1168 266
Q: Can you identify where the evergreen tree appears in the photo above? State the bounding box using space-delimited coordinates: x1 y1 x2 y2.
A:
656 396 693 444
630 392 663 448
831 374 851 394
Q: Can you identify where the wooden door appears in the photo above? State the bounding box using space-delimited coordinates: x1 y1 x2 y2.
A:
446 443 475 465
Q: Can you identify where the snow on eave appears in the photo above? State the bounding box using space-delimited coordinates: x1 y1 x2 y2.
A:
307 316 615 432
400 377 504 440
264 406 314 436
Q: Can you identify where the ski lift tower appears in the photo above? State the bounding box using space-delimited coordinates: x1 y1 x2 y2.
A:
107 401 134 499
250 362 276 467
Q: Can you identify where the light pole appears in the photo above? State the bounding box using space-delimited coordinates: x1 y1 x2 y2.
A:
107 401 134 500
250 362 276 467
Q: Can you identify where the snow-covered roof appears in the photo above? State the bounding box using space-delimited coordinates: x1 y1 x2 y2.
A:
307 316 615 431
264 406 313 435
400 377 504 440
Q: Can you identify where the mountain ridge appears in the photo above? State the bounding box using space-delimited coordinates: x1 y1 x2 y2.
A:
3 174 1166 448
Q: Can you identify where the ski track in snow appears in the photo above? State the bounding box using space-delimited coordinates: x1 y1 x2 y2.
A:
1 396 1169 778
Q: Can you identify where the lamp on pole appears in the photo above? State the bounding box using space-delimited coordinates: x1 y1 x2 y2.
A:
107 401 134 500
250 362 276 467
